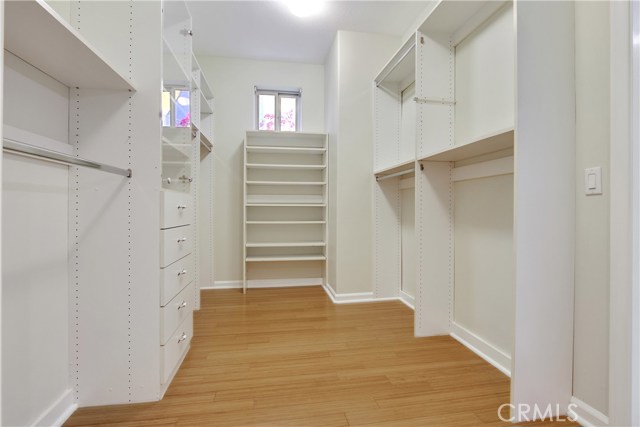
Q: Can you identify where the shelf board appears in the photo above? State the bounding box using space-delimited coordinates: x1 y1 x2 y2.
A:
246 146 326 154
246 130 327 140
374 159 416 178
246 203 327 207
246 181 327 186
246 163 326 170
246 255 326 262
246 221 326 225
246 195 324 205
5 0 134 90
200 132 213 152
375 37 416 90
246 241 326 248
418 128 514 162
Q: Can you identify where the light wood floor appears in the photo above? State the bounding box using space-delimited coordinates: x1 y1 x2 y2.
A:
66 286 578 427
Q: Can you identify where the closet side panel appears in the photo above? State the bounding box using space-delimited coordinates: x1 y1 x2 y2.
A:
512 0 576 415
415 161 452 336
70 1 162 405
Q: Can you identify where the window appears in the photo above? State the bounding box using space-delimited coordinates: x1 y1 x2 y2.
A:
256 87 301 132
162 87 190 128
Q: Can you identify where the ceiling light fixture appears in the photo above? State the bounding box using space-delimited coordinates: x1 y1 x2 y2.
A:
285 0 325 18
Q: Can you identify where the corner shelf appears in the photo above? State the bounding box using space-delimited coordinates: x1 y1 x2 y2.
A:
418 128 514 162
5 0 134 90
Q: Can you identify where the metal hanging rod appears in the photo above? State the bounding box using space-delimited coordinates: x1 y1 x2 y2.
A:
376 168 414 181
414 97 456 105
3 138 132 178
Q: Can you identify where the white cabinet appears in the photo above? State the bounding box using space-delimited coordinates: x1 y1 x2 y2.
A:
373 0 576 418
243 131 328 292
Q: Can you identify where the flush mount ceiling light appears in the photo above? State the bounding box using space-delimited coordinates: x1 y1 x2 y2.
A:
285 0 325 18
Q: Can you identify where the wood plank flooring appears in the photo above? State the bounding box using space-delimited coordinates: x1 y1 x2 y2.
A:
65 287 578 427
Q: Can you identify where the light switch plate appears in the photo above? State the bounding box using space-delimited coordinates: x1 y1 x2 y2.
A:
585 166 602 195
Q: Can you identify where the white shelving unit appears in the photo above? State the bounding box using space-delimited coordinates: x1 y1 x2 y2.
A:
373 0 575 420
243 131 329 293
373 35 418 303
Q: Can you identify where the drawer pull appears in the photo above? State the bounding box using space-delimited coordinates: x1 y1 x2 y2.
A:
177 269 187 276
178 332 188 343
177 237 187 243
178 300 188 310
177 205 187 210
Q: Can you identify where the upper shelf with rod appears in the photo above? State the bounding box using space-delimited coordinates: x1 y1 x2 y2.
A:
4 0 135 91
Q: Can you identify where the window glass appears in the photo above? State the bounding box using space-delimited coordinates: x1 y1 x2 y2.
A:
174 89 190 127
258 94 276 130
280 97 297 132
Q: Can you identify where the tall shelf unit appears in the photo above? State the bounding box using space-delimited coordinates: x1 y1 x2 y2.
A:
159 0 196 391
373 0 576 420
243 131 328 293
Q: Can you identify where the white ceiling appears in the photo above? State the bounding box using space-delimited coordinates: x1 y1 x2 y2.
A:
185 1 430 64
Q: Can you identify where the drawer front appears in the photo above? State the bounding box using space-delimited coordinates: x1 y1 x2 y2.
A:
160 225 193 268
160 253 194 306
161 315 193 384
160 281 195 345
161 190 191 229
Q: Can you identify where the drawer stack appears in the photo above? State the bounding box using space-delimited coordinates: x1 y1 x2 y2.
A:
160 189 194 385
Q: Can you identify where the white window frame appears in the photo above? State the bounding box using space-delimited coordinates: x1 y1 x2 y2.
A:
255 87 301 132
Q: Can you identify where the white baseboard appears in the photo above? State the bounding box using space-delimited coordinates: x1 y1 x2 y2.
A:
450 322 511 377
32 388 77 427
203 278 322 290
322 283 401 304
399 290 415 310
570 396 609 427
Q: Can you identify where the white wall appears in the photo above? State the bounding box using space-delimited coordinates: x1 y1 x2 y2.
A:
198 56 325 282
573 0 610 416
327 31 400 294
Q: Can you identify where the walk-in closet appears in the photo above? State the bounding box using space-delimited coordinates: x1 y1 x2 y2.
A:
0 0 636 426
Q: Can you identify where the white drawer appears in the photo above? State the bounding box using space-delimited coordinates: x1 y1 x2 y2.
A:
160 253 194 306
160 225 192 268
160 281 194 345
161 190 191 229
161 315 193 384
